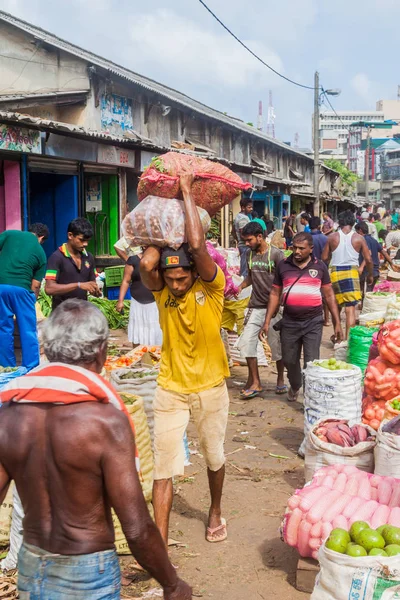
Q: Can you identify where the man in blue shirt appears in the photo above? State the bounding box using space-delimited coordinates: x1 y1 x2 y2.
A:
310 216 328 260
355 221 395 292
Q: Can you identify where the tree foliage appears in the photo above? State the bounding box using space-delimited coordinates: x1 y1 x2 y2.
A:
324 159 358 196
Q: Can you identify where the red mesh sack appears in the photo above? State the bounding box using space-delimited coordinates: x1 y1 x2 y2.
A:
138 152 252 216
364 357 400 401
377 320 400 365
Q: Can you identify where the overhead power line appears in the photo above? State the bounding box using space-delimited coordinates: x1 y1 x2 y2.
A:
321 89 350 133
197 0 315 90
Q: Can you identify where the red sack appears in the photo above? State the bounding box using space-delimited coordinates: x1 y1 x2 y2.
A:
364 357 400 401
377 320 400 365
138 152 252 216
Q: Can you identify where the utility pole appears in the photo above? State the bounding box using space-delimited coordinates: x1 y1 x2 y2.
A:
313 71 320 216
365 126 371 204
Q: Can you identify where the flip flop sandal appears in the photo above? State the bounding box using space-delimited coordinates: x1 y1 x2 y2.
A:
287 387 299 402
206 518 227 543
275 385 288 395
240 389 263 399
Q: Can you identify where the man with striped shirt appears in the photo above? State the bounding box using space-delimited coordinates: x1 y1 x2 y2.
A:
260 232 343 403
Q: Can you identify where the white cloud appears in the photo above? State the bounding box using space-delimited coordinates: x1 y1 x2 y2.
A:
351 73 372 103
128 9 284 89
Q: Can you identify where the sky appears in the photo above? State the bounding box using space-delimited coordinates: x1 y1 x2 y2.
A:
0 0 398 147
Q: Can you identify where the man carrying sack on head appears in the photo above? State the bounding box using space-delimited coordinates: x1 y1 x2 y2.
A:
140 173 230 547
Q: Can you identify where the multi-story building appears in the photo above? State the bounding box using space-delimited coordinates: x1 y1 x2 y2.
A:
317 110 385 159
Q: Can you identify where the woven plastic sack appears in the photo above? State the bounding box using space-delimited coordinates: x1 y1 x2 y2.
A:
304 418 375 482
347 325 379 375
301 362 362 454
112 393 154 555
374 422 400 478
111 368 158 442
359 311 385 327
0 484 13 547
312 545 400 600
0 487 23 571
361 292 396 315
138 152 252 216
122 196 210 250
385 300 400 323
0 367 27 391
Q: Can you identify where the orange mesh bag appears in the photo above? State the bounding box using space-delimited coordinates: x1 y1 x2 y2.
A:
138 152 252 216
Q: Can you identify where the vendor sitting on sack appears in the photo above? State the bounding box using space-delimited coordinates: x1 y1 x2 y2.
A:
140 173 230 546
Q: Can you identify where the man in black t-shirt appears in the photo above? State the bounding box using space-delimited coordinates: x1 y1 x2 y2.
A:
237 222 286 399
45 218 100 311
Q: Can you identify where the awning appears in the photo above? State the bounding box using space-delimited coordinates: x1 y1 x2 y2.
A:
251 154 273 173
27 156 79 174
289 168 305 180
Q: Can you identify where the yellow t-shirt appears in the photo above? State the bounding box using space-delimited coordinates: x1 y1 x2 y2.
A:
153 267 230 394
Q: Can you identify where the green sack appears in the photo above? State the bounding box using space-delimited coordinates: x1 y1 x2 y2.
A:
347 325 379 375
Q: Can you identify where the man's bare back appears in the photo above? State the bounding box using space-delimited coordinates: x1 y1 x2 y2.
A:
0 402 135 555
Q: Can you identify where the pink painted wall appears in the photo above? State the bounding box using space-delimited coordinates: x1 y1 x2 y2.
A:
4 160 21 230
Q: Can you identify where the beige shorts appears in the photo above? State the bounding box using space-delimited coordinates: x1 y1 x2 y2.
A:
153 382 230 480
238 307 282 361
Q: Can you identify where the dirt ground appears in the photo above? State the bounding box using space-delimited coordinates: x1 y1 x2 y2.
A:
119 327 335 600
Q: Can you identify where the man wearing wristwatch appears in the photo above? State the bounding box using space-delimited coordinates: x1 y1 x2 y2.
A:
45 218 100 311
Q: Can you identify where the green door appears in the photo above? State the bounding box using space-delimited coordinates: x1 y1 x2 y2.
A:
86 174 118 256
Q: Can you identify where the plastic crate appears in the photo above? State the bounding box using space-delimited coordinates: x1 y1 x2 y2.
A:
104 266 125 287
106 286 131 301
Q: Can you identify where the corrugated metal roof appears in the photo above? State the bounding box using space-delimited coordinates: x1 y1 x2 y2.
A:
0 9 328 168
0 90 88 102
0 110 156 146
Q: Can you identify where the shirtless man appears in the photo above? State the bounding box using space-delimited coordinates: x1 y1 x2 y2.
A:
322 209 373 338
0 299 191 600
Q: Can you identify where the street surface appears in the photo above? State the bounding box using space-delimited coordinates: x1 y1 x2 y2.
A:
120 327 333 599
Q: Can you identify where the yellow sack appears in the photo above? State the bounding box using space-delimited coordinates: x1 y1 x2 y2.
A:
113 394 154 555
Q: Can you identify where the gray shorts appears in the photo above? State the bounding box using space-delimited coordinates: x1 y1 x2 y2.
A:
238 308 282 362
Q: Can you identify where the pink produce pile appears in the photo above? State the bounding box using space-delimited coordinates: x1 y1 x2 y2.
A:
283 464 400 559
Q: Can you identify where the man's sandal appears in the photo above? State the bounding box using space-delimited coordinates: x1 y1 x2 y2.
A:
206 518 227 543
240 388 263 399
275 385 288 395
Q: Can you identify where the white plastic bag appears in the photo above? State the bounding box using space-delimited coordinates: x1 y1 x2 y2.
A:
374 424 400 477
304 418 376 482
312 545 400 600
302 362 362 449
122 196 211 250
361 292 396 315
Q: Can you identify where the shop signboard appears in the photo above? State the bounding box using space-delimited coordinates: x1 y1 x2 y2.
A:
0 124 41 153
97 145 136 168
